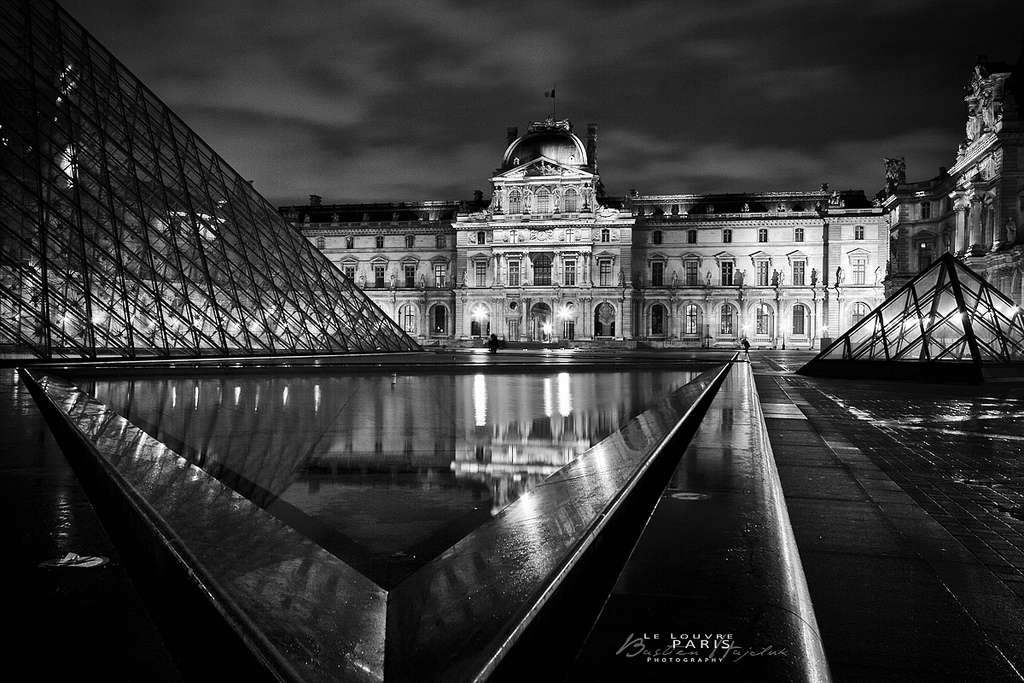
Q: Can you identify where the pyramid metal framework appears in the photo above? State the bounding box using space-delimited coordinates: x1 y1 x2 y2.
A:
800 253 1024 381
0 0 420 360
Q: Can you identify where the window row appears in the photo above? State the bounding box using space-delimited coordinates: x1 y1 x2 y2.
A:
315 234 450 250
505 187 584 214
648 260 814 287
646 303 814 338
650 227 809 245
341 262 450 288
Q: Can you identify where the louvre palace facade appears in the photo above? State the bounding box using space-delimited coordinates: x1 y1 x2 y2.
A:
281 118 889 349
882 52 1023 303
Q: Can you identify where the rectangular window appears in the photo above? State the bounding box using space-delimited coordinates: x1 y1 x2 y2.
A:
721 307 733 335
852 257 866 284
723 229 732 243
687 230 697 244
795 227 804 242
404 264 416 288
720 261 734 286
651 261 664 286
921 202 931 219
374 265 386 288
475 261 487 287
508 261 520 287
599 260 612 286
433 263 446 287
685 260 698 286
563 259 576 286
343 265 356 281
756 261 769 286
758 228 768 243
435 234 446 248
534 257 552 286
793 261 806 286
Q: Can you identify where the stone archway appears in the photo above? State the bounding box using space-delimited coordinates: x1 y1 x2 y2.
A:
529 302 552 341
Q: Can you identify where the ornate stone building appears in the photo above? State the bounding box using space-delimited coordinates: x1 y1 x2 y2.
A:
884 49 1023 303
280 118 889 348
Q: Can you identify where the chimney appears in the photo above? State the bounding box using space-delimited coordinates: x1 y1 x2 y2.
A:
587 124 598 171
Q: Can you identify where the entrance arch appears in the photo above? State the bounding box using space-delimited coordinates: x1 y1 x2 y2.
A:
594 302 616 337
469 303 490 337
530 302 552 341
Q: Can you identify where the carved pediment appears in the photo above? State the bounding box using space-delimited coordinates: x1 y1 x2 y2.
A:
494 155 593 181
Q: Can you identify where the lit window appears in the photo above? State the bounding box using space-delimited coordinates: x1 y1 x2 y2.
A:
400 304 416 333
535 188 551 214
756 303 773 335
685 304 701 335
433 263 447 287
720 305 734 335
852 257 866 284
509 191 522 214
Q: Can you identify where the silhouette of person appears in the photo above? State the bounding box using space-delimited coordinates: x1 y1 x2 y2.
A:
487 333 499 354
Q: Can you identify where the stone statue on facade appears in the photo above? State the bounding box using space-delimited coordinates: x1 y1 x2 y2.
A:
810 268 818 286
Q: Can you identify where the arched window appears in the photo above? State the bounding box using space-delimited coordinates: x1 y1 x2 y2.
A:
852 302 869 326
652 230 663 245
651 304 666 336
316 236 325 250
755 303 774 336
430 305 448 335
508 191 522 214
792 304 808 336
399 304 417 334
535 188 551 214
720 304 735 336
684 304 702 335
405 234 415 248
564 188 578 213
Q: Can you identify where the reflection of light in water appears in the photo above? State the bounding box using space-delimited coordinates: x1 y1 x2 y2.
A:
171 385 177 409
314 384 321 415
254 385 260 413
282 386 289 408
543 377 553 417
233 386 240 407
557 372 571 416
193 385 200 410
474 374 486 426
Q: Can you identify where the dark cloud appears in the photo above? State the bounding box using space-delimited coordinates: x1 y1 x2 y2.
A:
61 0 1024 204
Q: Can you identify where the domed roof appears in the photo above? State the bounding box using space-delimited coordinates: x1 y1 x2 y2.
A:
502 118 588 171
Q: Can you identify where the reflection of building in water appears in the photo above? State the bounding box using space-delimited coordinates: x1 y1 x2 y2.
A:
451 371 694 512
92 370 695 518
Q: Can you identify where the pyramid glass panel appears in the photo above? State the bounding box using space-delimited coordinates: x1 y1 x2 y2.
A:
800 253 1024 381
0 0 419 359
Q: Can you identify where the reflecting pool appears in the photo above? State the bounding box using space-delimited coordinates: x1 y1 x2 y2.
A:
87 370 698 586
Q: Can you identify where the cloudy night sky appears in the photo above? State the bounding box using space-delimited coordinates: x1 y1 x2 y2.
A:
61 0 1024 207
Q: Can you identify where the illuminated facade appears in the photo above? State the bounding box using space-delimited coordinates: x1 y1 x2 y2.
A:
0 0 419 360
884 51 1023 305
286 121 888 349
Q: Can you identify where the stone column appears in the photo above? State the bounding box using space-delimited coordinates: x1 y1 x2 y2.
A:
969 196 984 255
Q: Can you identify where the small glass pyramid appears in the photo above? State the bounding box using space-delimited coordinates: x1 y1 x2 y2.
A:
800 253 1024 382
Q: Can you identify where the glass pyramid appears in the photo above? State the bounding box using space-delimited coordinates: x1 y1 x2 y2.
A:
800 253 1024 381
0 0 419 360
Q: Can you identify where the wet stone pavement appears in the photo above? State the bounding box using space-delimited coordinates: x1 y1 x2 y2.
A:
754 350 1024 682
